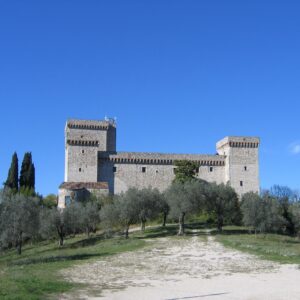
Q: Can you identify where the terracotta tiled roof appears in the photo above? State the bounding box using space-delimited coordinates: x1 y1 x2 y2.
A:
59 182 108 190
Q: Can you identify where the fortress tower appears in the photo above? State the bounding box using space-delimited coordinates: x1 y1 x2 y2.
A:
216 136 260 195
64 119 116 182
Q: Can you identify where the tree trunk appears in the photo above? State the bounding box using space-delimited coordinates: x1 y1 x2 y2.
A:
141 219 146 231
162 212 167 227
178 212 185 236
57 226 64 246
125 224 129 239
59 234 64 246
217 215 223 232
17 232 22 255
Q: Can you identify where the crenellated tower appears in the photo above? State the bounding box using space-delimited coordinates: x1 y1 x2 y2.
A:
216 136 260 196
64 119 116 182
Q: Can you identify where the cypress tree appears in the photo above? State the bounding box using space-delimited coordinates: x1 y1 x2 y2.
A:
4 152 19 191
19 152 35 190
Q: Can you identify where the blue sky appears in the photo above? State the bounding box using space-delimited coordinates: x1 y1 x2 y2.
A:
0 1 300 196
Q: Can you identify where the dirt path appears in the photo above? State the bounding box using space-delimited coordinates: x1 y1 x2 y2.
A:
61 235 300 299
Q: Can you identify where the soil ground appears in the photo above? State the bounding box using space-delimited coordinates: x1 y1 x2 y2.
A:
60 234 300 300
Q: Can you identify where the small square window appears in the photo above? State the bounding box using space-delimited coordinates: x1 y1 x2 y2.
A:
210 167 213 172
244 166 247 171
82 149 85 154
156 170 159 174
113 166 117 173
142 167 146 173
79 168 81 172
240 181 243 187
195 167 199 173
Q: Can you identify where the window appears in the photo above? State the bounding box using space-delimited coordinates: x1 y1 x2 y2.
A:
244 166 247 171
240 181 243 187
156 170 159 174
196 167 199 173
79 168 81 172
142 167 146 173
113 166 117 173
210 167 213 172
65 196 71 206
82 149 85 154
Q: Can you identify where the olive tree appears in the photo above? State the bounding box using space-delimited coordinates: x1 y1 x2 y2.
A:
80 202 100 236
166 180 205 235
241 192 264 234
0 193 40 254
137 188 161 231
100 189 140 238
205 183 239 232
241 192 284 234
159 192 170 227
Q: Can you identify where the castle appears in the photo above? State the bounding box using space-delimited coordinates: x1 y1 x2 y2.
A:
58 118 260 208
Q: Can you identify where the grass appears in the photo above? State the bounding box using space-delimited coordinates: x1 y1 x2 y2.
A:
216 227 300 264
0 233 147 300
2 223 300 299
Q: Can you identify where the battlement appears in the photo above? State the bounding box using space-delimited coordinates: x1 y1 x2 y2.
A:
67 118 116 130
217 136 260 149
101 152 226 166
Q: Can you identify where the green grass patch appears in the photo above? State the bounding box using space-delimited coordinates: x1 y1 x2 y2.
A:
0 233 146 300
216 227 300 264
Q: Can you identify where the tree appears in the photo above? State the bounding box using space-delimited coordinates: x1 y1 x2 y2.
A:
289 203 300 237
42 194 57 208
173 160 199 184
4 152 19 192
0 194 40 254
166 180 205 235
260 193 285 233
269 185 295 235
205 183 238 232
159 192 170 227
101 189 140 238
39 204 82 246
241 192 264 234
241 192 284 234
80 202 100 236
19 152 35 192
137 188 161 231
63 202 82 237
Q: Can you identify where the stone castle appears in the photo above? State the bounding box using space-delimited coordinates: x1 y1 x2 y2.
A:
58 118 260 208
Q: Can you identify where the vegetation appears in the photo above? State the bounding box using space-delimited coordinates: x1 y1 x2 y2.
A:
0 233 146 300
4 152 19 192
173 160 199 183
2 154 300 299
216 228 300 264
19 152 35 194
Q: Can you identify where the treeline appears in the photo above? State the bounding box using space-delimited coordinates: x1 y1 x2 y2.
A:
1 159 300 255
241 185 300 235
1 182 300 255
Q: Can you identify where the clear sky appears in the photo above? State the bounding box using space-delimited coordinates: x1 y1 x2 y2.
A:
0 1 299 196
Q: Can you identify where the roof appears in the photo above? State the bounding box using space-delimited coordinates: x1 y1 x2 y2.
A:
59 182 108 190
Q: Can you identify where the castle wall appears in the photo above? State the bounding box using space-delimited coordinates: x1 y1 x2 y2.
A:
98 160 225 194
